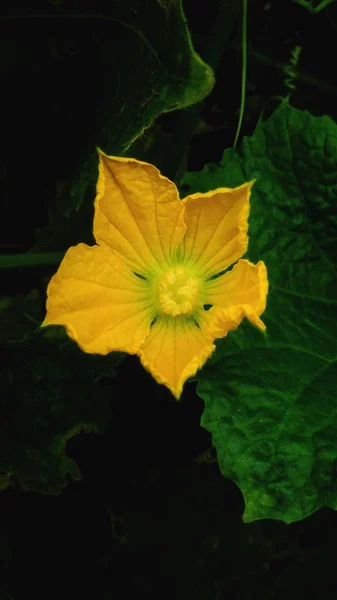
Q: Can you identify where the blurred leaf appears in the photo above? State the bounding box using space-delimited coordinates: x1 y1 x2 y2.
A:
0 476 10 492
1 0 213 251
0 328 123 493
0 289 43 342
182 101 337 523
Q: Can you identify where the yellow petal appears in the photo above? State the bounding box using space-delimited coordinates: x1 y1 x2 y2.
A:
42 243 155 354
138 316 215 399
94 150 186 276
181 181 254 278
206 259 268 337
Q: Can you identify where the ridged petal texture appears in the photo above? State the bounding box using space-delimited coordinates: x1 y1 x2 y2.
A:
43 151 268 398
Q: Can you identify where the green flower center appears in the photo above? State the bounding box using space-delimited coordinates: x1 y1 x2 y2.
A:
158 267 199 317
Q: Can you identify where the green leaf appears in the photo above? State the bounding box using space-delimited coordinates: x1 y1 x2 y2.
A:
0 328 123 494
182 101 337 523
0 290 44 342
67 0 214 200
19 0 214 251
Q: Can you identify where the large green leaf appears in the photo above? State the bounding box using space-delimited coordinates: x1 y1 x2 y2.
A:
182 101 337 523
2 0 213 251
65 0 214 210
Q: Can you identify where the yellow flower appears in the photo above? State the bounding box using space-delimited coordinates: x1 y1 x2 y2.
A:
42 150 268 399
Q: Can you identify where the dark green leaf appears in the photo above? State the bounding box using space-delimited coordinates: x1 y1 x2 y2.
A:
183 101 337 523
0 290 43 343
4 0 214 251
0 328 123 493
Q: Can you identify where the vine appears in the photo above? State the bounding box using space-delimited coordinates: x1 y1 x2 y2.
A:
283 45 302 100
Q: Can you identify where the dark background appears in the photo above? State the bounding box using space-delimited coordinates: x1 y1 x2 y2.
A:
2 1 337 598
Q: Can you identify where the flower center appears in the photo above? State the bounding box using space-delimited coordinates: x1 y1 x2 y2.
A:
158 267 199 317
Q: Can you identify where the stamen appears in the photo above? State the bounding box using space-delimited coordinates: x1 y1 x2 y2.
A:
158 267 200 317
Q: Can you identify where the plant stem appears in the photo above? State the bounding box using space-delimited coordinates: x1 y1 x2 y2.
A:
164 0 241 183
0 252 65 269
233 0 247 148
236 46 337 96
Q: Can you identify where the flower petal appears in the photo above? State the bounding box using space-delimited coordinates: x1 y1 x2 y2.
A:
181 181 254 278
206 259 268 337
94 150 186 276
42 243 155 354
138 316 215 399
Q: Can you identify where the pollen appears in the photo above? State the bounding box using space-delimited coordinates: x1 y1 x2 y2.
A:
158 266 200 317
